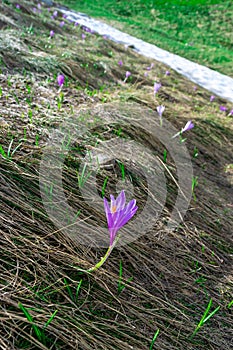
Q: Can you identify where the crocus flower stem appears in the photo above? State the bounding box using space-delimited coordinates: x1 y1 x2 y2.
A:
87 235 120 272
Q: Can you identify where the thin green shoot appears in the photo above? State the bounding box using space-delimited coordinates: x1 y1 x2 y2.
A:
114 127 122 137
227 300 233 309
35 134 39 146
12 92 19 104
28 109 33 123
190 298 220 339
64 278 74 302
0 145 7 158
77 163 92 188
76 279 83 302
149 329 160 350
71 209 81 224
26 83 31 94
43 310 58 329
193 146 199 158
117 260 133 294
19 302 57 345
18 302 43 342
163 149 167 163
57 92 64 110
101 176 108 198
192 176 198 201
117 160 125 181
0 139 22 160
64 278 82 303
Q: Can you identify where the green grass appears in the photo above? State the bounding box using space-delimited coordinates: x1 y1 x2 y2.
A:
60 0 233 77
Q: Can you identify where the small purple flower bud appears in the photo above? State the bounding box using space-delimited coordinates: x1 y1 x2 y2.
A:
156 105 165 118
219 106 227 112
165 70 170 76
146 63 154 71
50 30 55 37
57 74 65 87
16 4 20 9
118 60 123 66
229 109 233 116
62 14 67 19
37 3 41 10
193 86 197 91
125 71 131 78
210 95 215 102
60 21 65 27
74 21 79 26
53 10 58 17
154 82 161 95
81 33 86 40
181 120 194 133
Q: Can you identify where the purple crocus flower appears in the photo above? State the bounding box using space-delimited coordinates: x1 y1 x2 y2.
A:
81 33 86 40
60 21 65 27
53 10 58 17
181 120 194 133
219 105 227 112
165 70 170 76
157 105 165 119
57 74 65 87
74 21 79 26
125 71 131 78
210 95 215 102
49 30 55 37
154 82 161 95
16 4 20 9
172 120 194 139
118 60 123 66
62 14 67 19
37 3 41 10
146 63 154 70
104 190 138 246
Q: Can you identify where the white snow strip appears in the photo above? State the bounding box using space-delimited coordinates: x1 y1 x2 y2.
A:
60 9 233 103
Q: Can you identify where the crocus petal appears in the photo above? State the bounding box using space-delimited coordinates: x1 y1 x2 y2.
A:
115 190 126 211
154 82 161 95
210 95 215 102
103 197 111 216
117 205 138 229
219 106 227 112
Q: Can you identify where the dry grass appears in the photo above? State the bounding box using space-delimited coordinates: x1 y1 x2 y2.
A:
0 1 232 349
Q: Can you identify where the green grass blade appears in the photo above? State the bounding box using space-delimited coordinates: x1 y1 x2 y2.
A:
149 329 160 349
18 302 42 341
43 310 58 329
76 279 83 302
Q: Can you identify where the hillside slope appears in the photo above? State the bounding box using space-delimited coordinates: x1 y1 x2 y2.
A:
0 1 232 350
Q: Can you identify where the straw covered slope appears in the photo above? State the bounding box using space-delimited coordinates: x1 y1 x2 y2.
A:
0 1 232 349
